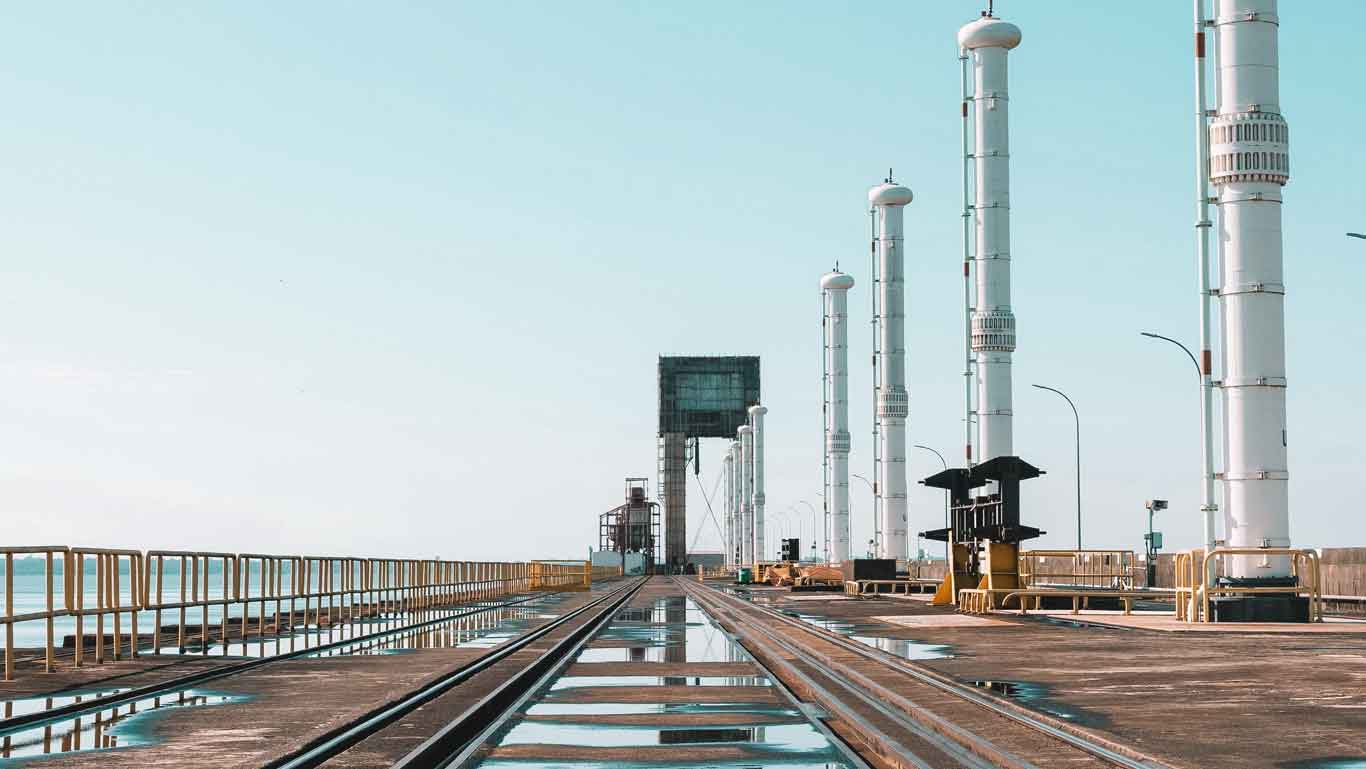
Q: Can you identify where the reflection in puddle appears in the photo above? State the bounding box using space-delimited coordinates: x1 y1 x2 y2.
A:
778 610 951 661
144 594 574 659
473 595 851 769
499 720 834 749
968 680 1100 726
0 689 244 761
300 598 566 658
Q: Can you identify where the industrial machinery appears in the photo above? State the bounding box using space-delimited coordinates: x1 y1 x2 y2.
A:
597 478 659 575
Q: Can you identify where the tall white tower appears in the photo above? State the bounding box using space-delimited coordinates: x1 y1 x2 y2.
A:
738 424 754 566
729 439 743 566
960 14 1022 468
723 450 735 568
822 270 855 563
1210 0 1291 579
749 404 768 563
869 179 913 563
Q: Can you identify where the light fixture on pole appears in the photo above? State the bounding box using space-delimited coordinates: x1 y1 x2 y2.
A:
1032 384 1081 550
852 473 877 556
913 445 949 563
1140 331 1215 554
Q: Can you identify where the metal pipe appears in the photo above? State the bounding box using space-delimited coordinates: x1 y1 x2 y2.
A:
868 177 913 564
823 269 855 564
1193 0 1218 556
960 46 976 469
1210 0 1291 579
960 13 1022 469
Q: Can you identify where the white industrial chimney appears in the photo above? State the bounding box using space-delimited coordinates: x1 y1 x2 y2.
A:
868 178 913 563
822 270 855 563
738 424 754 566
723 450 735 568
729 439 743 566
749 404 768 563
959 13 1021 469
1210 0 1291 578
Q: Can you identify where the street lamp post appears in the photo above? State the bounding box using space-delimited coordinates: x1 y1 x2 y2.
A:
852 474 876 557
1032 384 1082 550
1140 331 1215 553
796 500 818 562
913 445 949 566
1348 232 1366 240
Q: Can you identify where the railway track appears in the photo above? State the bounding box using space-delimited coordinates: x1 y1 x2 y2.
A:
680 577 1178 769
266 576 647 769
0 589 572 738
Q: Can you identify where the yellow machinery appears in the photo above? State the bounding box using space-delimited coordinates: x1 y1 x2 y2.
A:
921 457 1045 606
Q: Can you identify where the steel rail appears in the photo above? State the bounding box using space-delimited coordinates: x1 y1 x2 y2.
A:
681 579 1020 769
689 580 1172 769
424 577 871 769
268 577 645 769
0 590 558 736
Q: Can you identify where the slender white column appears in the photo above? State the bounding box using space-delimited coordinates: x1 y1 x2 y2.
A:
729 440 743 566
823 271 855 563
1210 0 1291 578
738 425 754 566
723 452 734 568
960 15 1021 468
868 180 913 563
749 405 768 564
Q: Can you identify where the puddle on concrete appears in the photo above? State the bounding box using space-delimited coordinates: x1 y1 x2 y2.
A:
0 689 245 762
774 609 951 661
968 680 1103 727
497 720 834 749
146 593 570 659
0 689 129 721
527 703 800 716
550 676 771 690
471 596 852 769
1278 760 1366 769
288 599 558 658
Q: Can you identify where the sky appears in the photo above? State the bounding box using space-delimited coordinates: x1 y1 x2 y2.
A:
1 2 1362 562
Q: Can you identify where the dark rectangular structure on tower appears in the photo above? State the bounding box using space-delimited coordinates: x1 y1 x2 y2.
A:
657 356 760 571
658 356 761 437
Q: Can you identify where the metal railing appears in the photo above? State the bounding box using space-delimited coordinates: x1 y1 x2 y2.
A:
1018 549 1138 590
1174 547 1322 623
0 547 605 682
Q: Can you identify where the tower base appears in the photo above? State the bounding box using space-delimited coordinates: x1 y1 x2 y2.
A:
1210 594 1310 623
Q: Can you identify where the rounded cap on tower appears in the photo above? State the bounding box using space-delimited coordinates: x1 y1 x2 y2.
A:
821 271 855 291
868 182 913 208
748 404 768 417
957 16 1021 50
737 425 753 436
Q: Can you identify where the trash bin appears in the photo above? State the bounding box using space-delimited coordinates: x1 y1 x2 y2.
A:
737 567 753 584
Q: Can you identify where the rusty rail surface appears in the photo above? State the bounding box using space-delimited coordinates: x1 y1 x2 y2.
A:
0 546 598 682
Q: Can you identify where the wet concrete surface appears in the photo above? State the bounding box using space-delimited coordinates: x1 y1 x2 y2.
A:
733 583 1366 768
0 590 604 767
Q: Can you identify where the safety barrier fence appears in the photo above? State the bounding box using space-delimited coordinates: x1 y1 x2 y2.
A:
1174 547 1322 623
1018 550 1138 590
1 547 605 682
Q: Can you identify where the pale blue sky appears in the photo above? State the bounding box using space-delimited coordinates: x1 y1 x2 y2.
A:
1 2 1361 560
